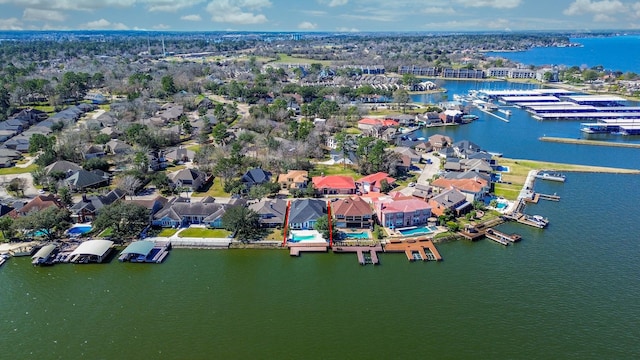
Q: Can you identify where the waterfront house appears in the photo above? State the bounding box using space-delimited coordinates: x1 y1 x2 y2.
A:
288 198 327 230
331 196 374 228
428 188 472 217
63 169 110 192
374 195 432 228
357 118 399 133
167 168 208 192
430 177 490 203
356 172 395 193
123 196 169 222
152 197 227 228
428 134 453 151
453 140 483 159
312 175 356 195
8 194 65 219
277 170 309 190
248 198 287 228
69 189 126 223
241 168 272 189
414 141 433 153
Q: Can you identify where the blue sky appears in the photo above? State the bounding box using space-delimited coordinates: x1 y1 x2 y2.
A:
1 0 640 32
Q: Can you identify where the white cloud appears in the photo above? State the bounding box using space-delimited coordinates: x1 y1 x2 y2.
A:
634 2 640 17
336 26 359 32
0 17 23 30
301 10 327 16
181 14 202 21
82 18 129 30
319 0 348 6
298 21 317 29
455 0 521 9
23 8 66 22
422 7 455 15
563 0 626 16
0 0 136 11
144 0 204 12
206 0 271 24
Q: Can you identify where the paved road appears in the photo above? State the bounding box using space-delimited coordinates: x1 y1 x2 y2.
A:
417 153 442 186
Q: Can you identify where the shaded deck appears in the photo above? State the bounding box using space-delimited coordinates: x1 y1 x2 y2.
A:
332 244 382 265
383 237 442 262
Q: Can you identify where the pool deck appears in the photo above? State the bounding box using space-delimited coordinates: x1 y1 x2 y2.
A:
383 237 442 262
332 244 383 265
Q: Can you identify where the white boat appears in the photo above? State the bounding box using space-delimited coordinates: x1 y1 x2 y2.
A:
536 172 566 182
498 109 512 116
0 254 9 267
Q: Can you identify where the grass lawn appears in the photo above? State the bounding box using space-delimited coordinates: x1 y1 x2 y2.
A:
272 53 332 66
98 228 113 237
193 178 229 197
265 228 284 241
186 144 201 152
0 164 37 175
158 228 178 237
344 127 362 134
310 164 361 178
178 228 231 238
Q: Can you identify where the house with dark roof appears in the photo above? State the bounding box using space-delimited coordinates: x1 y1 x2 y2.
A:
288 198 326 230
151 197 227 228
241 168 272 189
105 139 133 155
167 168 208 191
69 189 126 223
45 160 82 176
374 195 432 228
165 147 196 163
8 194 65 218
332 196 374 228
428 188 472 217
312 175 356 195
429 134 453 151
356 172 395 193
63 169 110 192
248 198 287 228
453 140 483 159
123 196 168 222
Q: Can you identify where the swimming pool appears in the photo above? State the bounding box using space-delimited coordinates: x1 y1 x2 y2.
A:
496 166 510 172
68 225 92 235
398 226 438 237
340 231 371 240
495 202 507 210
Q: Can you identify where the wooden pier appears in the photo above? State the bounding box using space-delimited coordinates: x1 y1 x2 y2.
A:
332 245 382 265
484 228 521 246
383 237 442 262
288 242 329 256
538 193 561 201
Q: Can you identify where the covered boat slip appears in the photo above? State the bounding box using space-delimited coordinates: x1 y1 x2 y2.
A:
31 244 57 266
68 240 114 264
118 240 171 263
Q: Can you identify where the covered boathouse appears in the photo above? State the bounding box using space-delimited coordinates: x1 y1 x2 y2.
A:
31 244 57 266
68 240 114 263
118 240 171 263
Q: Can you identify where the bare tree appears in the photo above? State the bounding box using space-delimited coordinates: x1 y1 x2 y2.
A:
116 175 142 199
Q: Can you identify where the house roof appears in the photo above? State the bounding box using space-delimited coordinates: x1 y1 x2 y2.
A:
44 160 82 175
429 134 452 146
277 170 308 184
123 196 168 211
165 147 195 161
242 168 271 186
357 172 395 188
358 118 399 127
64 169 109 189
443 170 491 182
8 194 64 218
248 198 287 225
431 177 489 194
153 198 227 222
289 198 326 224
70 189 125 214
460 158 493 173
332 196 373 217
376 197 431 214
430 188 468 207
168 168 206 182
312 175 356 190
70 240 114 257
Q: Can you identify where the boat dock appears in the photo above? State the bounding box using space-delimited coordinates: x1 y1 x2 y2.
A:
383 237 442 262
510 213 549 228
288 242 329 256
332 245 382 265
525 192 561 203
476 107 510 122
484 228 522 246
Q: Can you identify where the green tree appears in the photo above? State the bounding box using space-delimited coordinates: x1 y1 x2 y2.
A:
58 186 73 207
29 134 55 155
221 205 261 242
0 216 13 240
314 214 338 241
93 202 149 242
393 88 410 113
161 75 177 95
402 73 417 87
13 207 71 242
0 87 10 121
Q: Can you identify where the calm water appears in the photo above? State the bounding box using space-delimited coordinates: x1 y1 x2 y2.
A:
485 35 640 73
2 80 640 359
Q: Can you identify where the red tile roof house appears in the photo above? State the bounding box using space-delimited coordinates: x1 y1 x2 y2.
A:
312 175 356 195
430 177 490 203
374 196 432 229
357 118 399 133
332 196 374 228
356 172 396 193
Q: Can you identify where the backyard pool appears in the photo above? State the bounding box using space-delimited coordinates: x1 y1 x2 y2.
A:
339 231 371 240
67 225 92 235
496 166 510 172
398 226 438 237
289 230 326 243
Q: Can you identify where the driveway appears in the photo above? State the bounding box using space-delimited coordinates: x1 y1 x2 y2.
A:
0 173 39 202
417 153 442 185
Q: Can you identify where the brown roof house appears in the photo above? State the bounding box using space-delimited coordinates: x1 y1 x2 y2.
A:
332 196 374 228
277 170 309 190
8 194 65 218
167 168 208 192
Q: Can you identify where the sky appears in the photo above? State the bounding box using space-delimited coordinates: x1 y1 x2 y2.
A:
1 0 640 32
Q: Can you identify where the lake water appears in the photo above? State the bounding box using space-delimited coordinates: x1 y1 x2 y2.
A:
485 35 640 73
2 80 640 359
